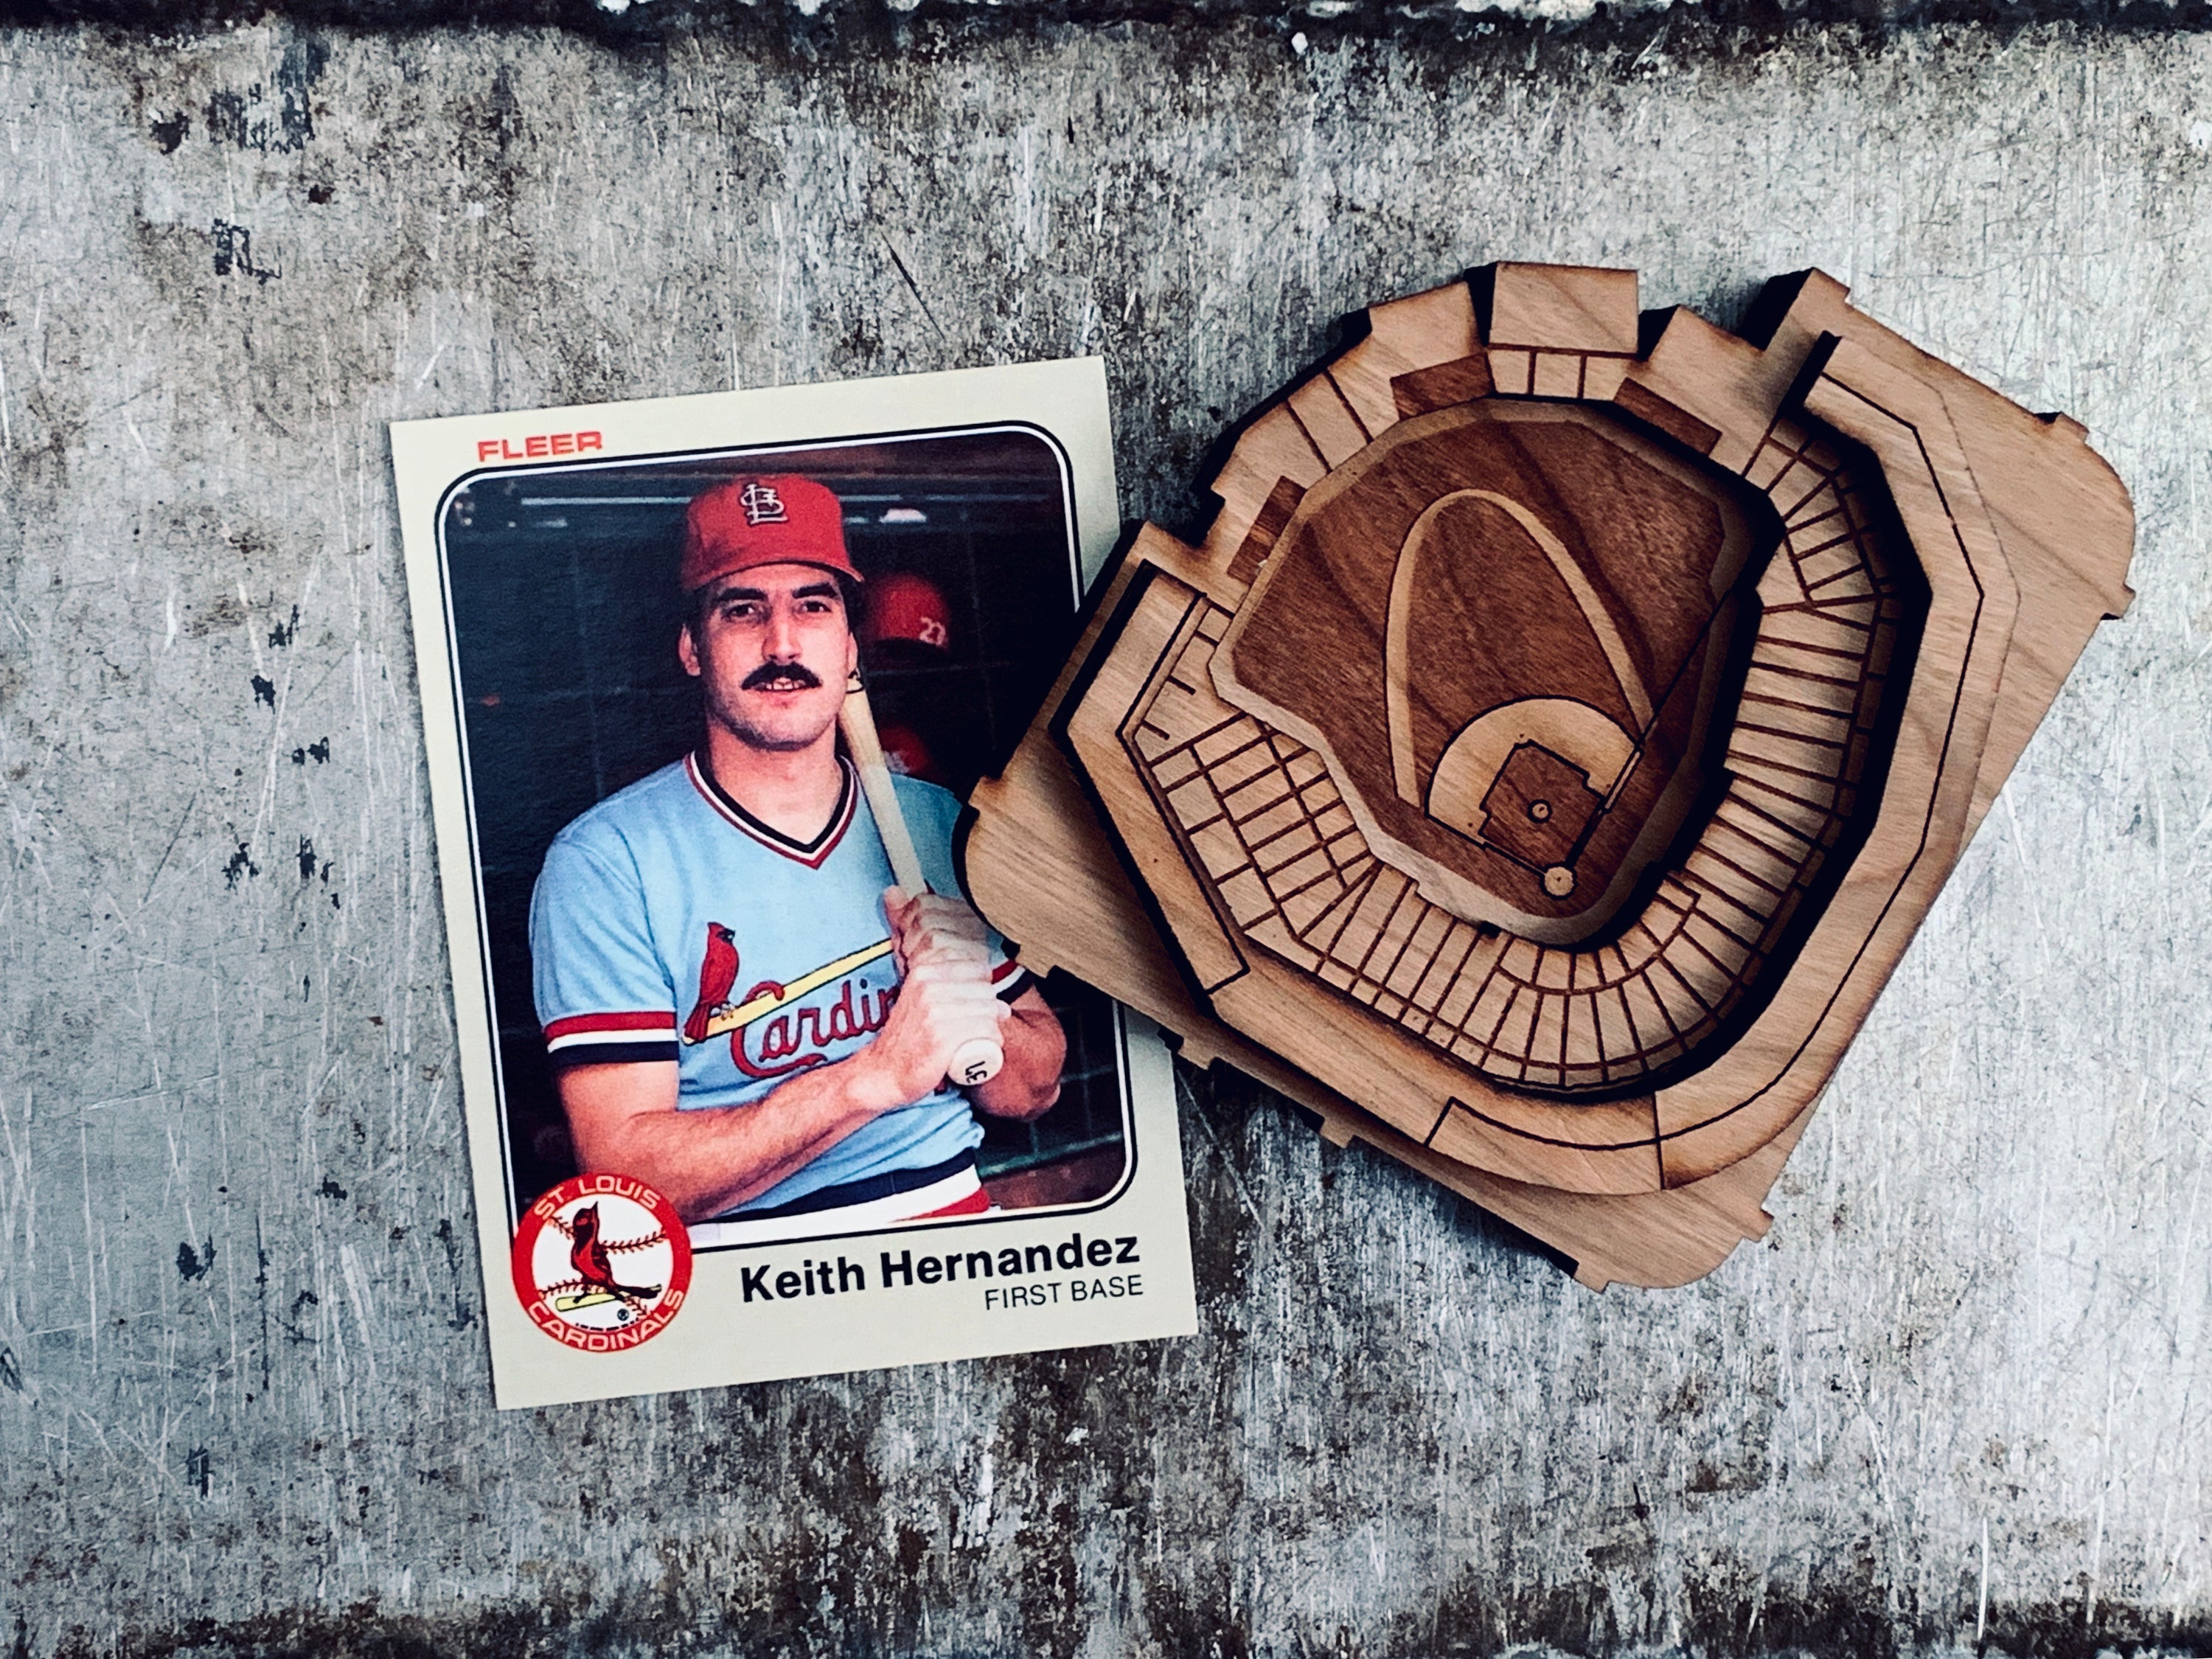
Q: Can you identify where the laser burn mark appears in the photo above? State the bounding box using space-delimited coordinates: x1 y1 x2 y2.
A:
176 1238 215 1281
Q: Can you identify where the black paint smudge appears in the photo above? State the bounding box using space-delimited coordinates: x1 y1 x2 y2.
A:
251 672 276 706
176 1238 215 1281
213 220 280 285
0 1346 21 1394
291 737 331 765
268 605 299 647
318 1175 348 1200
222 841 258 887
253 1217 271 1397
205 38 326 155
434 1218 476 1332
186 1446 212 1496
279 1288 318 1346
297 835 316 880
150 112 190 153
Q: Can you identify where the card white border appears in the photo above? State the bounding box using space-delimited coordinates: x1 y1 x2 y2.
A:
392 361 1197 1408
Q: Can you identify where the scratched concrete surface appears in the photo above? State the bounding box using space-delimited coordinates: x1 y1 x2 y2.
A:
0 15 2208 1658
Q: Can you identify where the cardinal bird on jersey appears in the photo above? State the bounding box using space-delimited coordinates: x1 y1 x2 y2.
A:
682 922 740 1045
568 1203 662 1303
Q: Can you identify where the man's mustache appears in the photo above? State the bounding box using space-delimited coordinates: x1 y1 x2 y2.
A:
741 662 823 692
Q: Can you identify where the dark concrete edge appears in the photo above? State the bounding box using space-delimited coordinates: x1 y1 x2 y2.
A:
15 1582 2212 1659
0 0 2208 55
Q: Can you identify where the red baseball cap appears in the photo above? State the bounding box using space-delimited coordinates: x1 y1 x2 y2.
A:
876 720 942 783
860 571 953 651
679 474 863 595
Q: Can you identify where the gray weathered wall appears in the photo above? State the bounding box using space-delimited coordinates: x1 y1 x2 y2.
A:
1 15 2208 1655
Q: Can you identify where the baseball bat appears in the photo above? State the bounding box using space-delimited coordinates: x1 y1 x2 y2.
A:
838 670 1004 1088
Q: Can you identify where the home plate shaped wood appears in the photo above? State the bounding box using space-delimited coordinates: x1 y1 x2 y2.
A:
962 262 2135 1287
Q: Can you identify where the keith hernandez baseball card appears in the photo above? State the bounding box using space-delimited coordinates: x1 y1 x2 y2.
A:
390 361 1197 1408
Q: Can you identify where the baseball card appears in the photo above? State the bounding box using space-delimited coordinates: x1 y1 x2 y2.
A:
390 360 1197 1408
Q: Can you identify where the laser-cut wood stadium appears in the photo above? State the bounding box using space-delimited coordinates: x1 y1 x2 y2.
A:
962 263 2136 1287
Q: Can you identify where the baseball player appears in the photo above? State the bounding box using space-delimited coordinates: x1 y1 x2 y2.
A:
528 473 1066 1236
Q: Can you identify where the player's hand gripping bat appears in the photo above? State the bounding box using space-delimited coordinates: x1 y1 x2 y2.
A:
838 671 1005 1088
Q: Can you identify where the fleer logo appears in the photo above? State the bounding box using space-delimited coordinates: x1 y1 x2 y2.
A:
511 1174 692 1352
476 431 604 462
739 481 787 525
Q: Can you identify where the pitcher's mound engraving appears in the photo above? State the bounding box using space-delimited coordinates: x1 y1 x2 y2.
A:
512 1175 692 1351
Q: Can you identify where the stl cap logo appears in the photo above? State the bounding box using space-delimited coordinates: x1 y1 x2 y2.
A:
740 481 787 526
511 1174 692 1352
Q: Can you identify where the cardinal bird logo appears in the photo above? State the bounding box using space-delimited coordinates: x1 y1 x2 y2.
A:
683 922 740 1044
566 1203 664 1306
512 1175 692 1351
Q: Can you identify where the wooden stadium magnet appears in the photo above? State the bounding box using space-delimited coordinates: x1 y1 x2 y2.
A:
960 262 2135 1288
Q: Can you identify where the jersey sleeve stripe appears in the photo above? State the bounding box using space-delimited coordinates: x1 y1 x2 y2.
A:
545 1012 679 1047
548 1039 681 1071
992 962 1032 1002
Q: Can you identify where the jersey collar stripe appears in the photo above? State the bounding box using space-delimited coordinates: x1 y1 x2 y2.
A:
686 752 858 869
546 1012 678 1048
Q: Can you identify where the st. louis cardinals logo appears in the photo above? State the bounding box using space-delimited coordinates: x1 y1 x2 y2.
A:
739 481 787 526
511 1175 692 1352
681 922 895 1079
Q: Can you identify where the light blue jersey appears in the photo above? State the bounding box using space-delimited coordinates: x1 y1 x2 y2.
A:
529 754 1026 1219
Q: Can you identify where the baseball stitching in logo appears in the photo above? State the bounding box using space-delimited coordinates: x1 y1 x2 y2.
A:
511 1174 694 1352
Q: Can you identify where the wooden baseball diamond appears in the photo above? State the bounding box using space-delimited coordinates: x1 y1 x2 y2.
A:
961 262 2135 1288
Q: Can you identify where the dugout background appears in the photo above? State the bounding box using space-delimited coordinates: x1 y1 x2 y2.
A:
1 13 2210 1658
442 431 1131 1217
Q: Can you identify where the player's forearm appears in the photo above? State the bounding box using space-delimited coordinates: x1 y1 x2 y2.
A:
566 1059 897 1222
970 1001 1065 1121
